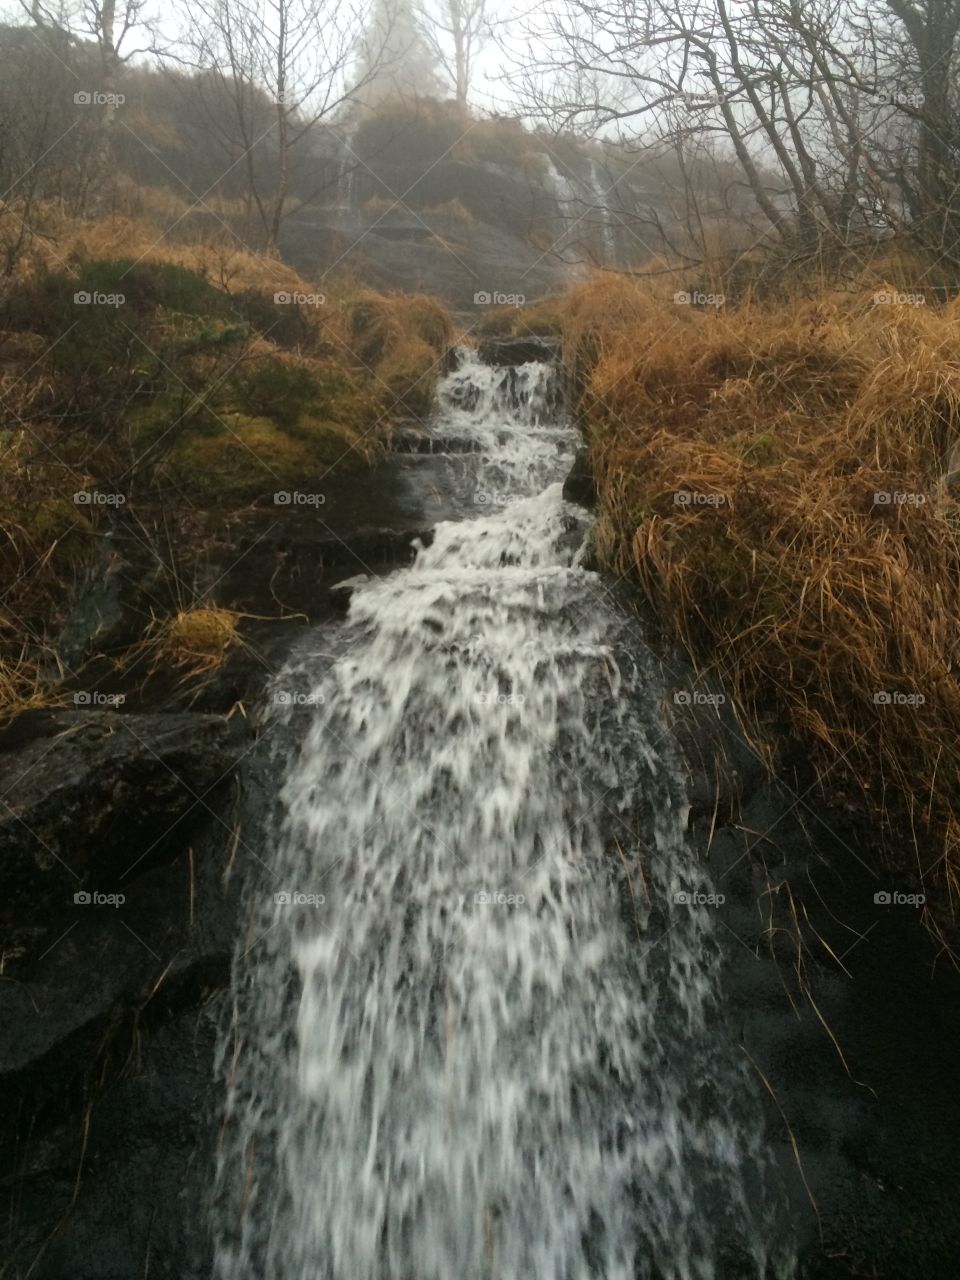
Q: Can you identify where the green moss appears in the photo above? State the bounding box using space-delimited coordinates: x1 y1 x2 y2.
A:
30 495 92 547
234 360 322 427
161 416 316 502
294 415 368 468
159 410 371 502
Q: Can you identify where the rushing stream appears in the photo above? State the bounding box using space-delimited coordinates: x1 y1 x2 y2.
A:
213 351 797 1279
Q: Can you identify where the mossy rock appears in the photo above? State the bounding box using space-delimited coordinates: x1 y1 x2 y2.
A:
161 416 318 503
287 415 371 468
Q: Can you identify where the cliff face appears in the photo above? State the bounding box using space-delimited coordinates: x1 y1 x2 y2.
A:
278 102 684 308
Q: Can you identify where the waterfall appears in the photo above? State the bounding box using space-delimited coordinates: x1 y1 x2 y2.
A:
588 158 618 265
212 351 797 1279
542 156 618 265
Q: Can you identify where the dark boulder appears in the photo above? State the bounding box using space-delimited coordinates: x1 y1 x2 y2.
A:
0 709 247 909
562 445 598 509
477 335 561 366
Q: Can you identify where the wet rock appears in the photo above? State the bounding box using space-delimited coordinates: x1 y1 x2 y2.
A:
0 709 248 910
671 678 960 1278
562 445 598 509
329 573 370 611
391 425 483 454
57 530 165 667
478 334 561 366
0 805 240 1280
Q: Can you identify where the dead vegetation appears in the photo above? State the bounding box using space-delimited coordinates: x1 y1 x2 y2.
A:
562 268 960 927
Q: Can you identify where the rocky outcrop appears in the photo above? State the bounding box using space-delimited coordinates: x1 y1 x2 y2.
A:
664 665 960 1278
0 706 253 1280
478 335 562 366
0 710 246 905
562 446 598 509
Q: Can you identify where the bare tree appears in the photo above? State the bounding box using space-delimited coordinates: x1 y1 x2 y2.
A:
16 0 152 206
177 0 390 253
414 0 491 105
508 0 960 271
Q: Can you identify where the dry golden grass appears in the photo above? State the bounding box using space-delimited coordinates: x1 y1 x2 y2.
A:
148 607 240 680
566 272 960 921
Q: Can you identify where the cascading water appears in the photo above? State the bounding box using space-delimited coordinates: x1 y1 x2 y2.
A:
212 352 797 1279
588 158 618 265
542 155 617 265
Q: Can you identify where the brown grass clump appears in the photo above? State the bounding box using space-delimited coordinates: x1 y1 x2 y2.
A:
149 607 240 679
338 290 452 418
566 273 960 923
